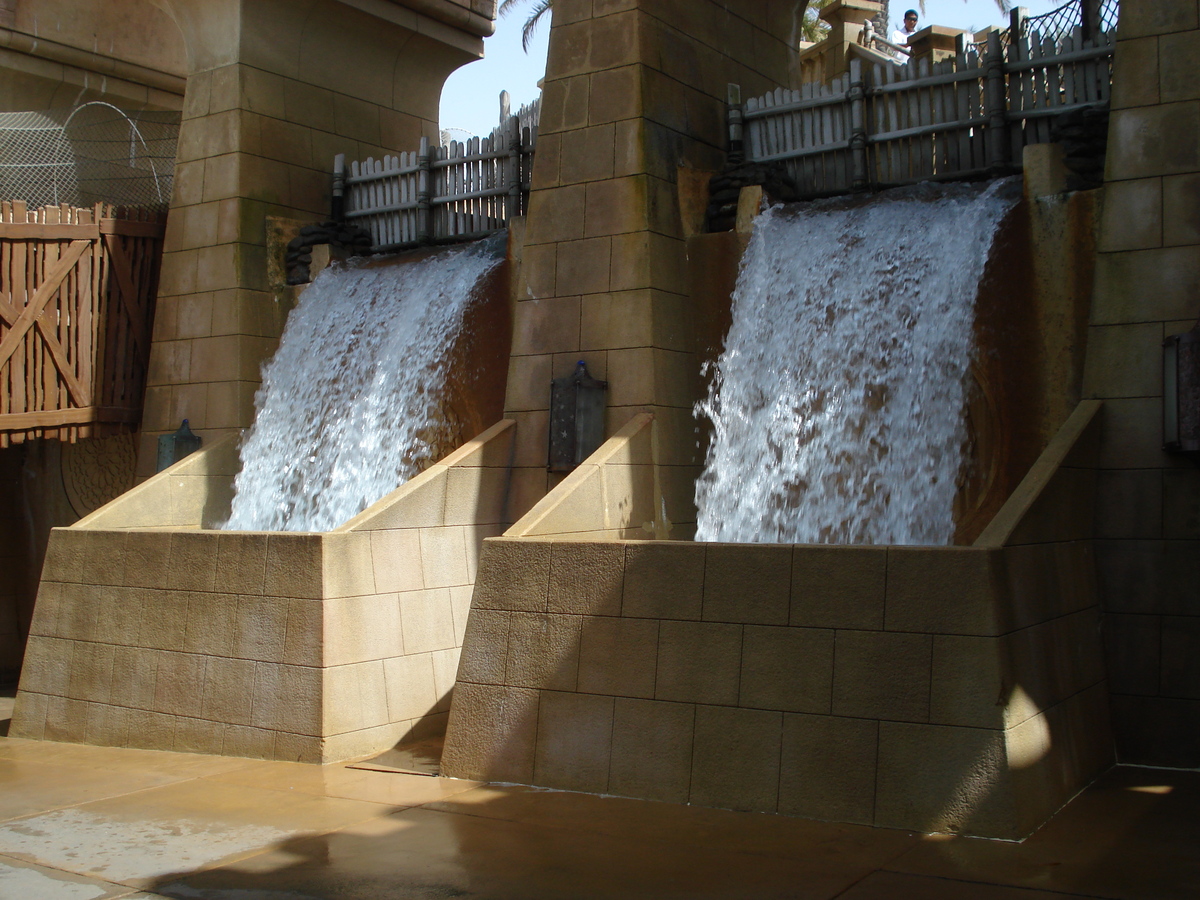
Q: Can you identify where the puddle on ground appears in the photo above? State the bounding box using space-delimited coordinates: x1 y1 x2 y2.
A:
348 734 443 777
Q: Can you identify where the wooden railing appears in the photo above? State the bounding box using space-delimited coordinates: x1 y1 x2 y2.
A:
0 201 164 446
733 15 1116 197
339 115 537 251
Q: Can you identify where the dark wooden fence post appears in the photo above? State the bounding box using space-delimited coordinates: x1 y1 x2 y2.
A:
331 153 345 221
417 136 431 244
984 29 1010 174
1081 0 1102 40
506 115 522 221
727 83 745 165
848 59 869 191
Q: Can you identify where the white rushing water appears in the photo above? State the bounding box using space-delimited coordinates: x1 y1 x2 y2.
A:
224 238 502 532
695 180 1018 546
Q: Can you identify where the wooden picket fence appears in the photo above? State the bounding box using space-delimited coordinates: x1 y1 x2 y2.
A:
0 201 164 446
736 15 1116 197
341 115 537 251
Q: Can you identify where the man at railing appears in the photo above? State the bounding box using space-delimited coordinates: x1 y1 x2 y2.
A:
890 9 919 57
859 17 910 60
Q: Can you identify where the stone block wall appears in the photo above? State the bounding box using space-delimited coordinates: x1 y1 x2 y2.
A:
442 404 1112 839
443 539 1108 838
139 0 492 476
1086 1 1200 767
504 0 803 525
0 437 142 682
11 420 515 762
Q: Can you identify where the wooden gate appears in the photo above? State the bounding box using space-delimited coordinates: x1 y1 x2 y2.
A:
0 201 165 446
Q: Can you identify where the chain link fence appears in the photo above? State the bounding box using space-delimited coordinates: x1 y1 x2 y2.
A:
0 102 179 210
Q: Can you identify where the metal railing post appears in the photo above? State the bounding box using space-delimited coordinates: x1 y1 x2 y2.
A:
848 59 869 191
417 135 431 244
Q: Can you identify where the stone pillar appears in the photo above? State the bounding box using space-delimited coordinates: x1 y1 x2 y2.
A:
817 0 882 81
504 0 804 526
907 25 965 65
1084 2 1200 767
137 0 492 477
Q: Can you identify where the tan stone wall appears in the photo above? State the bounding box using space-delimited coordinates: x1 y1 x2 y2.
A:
11 421 515 762
0 0 185 110
13 528 334 759
138 0 487 478
0 436 141 680
443 403 1112 838
505 0 803 523
11 0 186 77
443 537 1108 838
1086 1 1200 767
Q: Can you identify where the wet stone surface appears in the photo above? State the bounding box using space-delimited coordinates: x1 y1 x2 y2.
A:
0 722 1196 899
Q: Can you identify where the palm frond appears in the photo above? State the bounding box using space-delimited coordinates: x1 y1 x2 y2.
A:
520 0 553 52
498 0 554 52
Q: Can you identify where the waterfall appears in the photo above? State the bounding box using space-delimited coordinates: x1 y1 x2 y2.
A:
695 180 1018 546
224 238 503 533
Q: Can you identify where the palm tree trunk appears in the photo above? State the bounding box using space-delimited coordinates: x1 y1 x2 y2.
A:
874 0 890 39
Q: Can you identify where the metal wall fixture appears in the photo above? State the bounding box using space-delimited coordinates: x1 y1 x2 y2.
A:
1163 321 1200 455
157 419 202 472
548 361 608 472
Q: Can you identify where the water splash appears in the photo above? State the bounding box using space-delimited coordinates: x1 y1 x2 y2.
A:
224 239 502 532
695 180 1018 546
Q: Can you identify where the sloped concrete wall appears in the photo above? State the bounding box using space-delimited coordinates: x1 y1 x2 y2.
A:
506 412 680 540
11 420 515 763
442 403 1111 839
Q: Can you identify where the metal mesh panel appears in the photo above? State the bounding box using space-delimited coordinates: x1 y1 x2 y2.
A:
0 102 179 209
1022 0 1120 40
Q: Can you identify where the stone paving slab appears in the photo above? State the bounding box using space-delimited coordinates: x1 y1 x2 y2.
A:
890 767 1200 900
0 856 169 899
0 690 1196 900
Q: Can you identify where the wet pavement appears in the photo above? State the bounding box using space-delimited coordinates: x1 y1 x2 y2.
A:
1 684 1197 899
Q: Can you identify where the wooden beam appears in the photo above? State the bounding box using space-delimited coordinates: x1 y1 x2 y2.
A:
101 233 149 356
100 218 166 239
0 406 139 429
0 295 18 326
33 318 90 407
0 223 99 240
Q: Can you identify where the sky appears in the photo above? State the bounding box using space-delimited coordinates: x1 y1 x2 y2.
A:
439 0 1072 138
